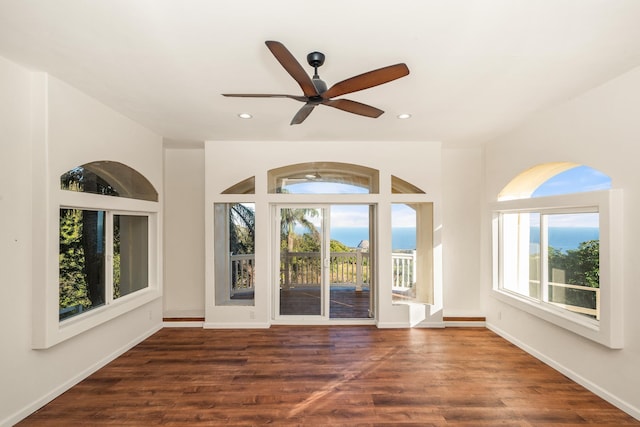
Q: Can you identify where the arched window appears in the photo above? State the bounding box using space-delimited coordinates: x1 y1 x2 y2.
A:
391 175 425 194
267 162 379 194
222 176 255 195
498 163 610 200
61 160 158 201
58 162 159 322
493 162 622 348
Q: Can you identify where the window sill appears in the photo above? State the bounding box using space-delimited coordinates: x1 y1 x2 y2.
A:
34 288 161 349
492 288 621 349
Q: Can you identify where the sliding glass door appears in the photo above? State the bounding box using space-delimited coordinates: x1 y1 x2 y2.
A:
274 204 374 321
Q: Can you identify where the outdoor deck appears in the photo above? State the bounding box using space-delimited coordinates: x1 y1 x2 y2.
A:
279 287 371 318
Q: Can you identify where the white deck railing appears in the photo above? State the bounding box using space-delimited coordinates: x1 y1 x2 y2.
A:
392 251 416 291
529 280 600 319
230 250 416 295
229 253 255 297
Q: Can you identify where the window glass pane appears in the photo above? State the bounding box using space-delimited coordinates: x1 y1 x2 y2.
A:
214 203 255 305
113 215 149 299
60 161 158 201
501 212 540 299
391 203 433 305
546 213 600 319
268 162 379 194
500 211 600 320
59 209 106 320
532 166 611 198
392 204 416 303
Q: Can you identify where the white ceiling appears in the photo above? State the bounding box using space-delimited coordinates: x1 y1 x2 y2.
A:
2 0 640 147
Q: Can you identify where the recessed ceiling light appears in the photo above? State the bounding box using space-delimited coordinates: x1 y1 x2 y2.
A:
238 113 252 119
397 113 412 119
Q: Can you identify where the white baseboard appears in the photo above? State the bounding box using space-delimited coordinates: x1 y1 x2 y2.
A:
3 324 162 427
203 321 270 329
487 322 640 421
376 322 409 328
414 321 446 328
444 320 486 327
163 321 204 328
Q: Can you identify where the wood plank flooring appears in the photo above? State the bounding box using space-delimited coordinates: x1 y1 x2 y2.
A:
279 288 371 318
18 327 639 426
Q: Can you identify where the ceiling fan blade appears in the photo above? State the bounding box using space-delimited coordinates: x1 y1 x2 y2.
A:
291 103 315 125
322 63 409 99
265 41 319 98
222 94 307 102
323 99 384 118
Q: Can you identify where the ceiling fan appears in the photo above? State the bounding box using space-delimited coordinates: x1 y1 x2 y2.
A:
222 41 410 125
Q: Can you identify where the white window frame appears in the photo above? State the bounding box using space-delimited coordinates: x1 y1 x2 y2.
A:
491 190 623 349
213 202 256 307
33 190 161 349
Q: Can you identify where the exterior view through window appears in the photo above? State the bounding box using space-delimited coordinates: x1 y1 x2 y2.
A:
500 210 600 319
496 164 610 321
59 162 155 322
59 209 106 320
214 203 256 305
214 164 432 323
277 204 373 319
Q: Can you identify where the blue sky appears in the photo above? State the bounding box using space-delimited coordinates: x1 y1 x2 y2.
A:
284 182 417 228
532 165 611 197
283 166 609 228
285 181 368 194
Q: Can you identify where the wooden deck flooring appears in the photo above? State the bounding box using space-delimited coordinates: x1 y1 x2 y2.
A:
280 288 371 318
18 326 639 426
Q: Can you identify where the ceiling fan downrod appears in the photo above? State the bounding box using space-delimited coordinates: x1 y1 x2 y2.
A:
306 51 325 78
306 51 327 96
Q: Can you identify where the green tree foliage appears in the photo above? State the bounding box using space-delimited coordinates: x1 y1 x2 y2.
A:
113 219 121 299
280 208 319 252
330 239 351 252
549 240 599 288
230 203 255 254
59 209 91 310
548 240 599 313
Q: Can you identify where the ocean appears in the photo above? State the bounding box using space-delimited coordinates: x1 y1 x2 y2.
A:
530 227 599 253
331 227 416 250
330 226 599 252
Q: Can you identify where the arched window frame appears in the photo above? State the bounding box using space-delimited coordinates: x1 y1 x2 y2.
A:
33 162 161 349
492 167 623 349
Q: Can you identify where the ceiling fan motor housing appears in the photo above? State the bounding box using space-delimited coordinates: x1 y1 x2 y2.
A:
307 51 325 68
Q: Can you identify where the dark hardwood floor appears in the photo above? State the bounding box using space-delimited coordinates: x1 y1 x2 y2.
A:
19 327 639 426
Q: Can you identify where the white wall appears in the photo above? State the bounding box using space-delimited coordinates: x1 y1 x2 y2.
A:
483 66 640 418
442 148 484 317
163 145 205 318
0 56 164 426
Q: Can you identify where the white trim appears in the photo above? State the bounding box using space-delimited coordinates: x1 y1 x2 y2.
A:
491 189 623 349
203 322 271 329
34 198 162 349
487 323 640 421
2 324 162 427
443 320 485 327
270 319 377 326
415 321 446 328
376 321 410 328
163 321 205 328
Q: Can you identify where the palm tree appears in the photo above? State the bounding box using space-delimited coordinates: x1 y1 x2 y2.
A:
229 203 255 254
280 208 319 252
280 208 321 288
